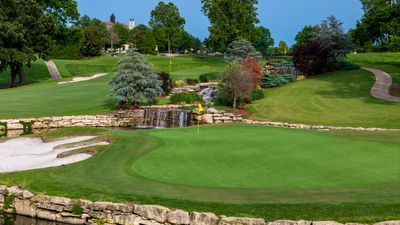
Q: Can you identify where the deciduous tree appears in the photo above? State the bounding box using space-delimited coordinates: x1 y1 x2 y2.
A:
0 0 55 87
241 54 263 88
80 18 107 57
250 26 274 57
221 61 254 109
202 0 259 52
132 25 157 55
149 2 185 54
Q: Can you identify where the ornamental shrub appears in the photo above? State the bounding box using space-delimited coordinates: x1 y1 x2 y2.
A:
250 89 265 101
339 61 360 71
185 78 199 85
261 74 296 88
242 54 263 88
170 92 204 104
199 72 221 83
109 51 163 108
158 72 173 95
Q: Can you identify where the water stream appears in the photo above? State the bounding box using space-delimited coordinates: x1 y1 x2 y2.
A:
0 213 68 225
140 108 192 128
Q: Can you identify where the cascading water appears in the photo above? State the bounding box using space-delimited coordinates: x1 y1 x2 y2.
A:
199 85 218 103
139 108 192 128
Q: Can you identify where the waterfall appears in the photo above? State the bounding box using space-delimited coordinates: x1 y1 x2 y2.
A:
140 108 192 128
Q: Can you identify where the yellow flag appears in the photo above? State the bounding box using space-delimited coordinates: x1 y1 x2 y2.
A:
169 58 172 65
198 103 203 113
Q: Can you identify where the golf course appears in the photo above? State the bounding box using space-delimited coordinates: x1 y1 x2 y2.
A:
0 126 399 222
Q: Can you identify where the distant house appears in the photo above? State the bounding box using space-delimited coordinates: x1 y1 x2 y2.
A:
105 14 135 52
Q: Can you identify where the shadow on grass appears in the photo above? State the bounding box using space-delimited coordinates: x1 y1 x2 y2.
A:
312 70 398 106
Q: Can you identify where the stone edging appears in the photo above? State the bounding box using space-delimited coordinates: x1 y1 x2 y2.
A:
1 185 398 225
0 108 399 132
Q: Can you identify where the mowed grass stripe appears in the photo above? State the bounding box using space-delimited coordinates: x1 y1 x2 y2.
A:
248 69 400 128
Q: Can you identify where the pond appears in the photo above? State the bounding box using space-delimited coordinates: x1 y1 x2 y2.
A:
0 213 69 225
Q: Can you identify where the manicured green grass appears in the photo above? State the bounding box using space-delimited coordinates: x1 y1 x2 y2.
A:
53 55 228 80
248 69 400 129
349 52 400 96
0 126 399 222
0 75 115 119
133 125 399 189
0 60 49 87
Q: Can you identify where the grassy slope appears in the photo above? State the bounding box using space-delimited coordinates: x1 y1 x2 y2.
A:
348 52 400 96
0 126 399 222
248 69 400 129
0 60 49 87
0 75 114 119
53 55 228 80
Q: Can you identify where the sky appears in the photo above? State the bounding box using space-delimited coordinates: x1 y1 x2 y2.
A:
76 0 364 46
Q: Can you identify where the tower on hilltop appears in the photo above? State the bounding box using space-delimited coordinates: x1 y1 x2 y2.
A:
110 13 116 24
129 19 135 30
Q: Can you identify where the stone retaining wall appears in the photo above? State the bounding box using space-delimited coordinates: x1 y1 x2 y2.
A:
198 108 399 131
0 110 145 130
1 185 398 225
1 108 398 132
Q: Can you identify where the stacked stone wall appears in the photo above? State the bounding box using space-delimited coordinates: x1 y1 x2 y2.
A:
1 185 398 225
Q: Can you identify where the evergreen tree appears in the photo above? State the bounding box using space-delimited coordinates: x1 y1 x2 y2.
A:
109 52 163 108
225 38 262 62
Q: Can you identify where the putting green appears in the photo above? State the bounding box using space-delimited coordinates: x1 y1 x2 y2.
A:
132 125 400 189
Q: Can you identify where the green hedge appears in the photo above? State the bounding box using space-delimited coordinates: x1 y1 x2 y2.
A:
170 92 204 104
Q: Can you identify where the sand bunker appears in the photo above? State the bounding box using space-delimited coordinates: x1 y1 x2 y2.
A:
58 73 109 84
0 136 109 173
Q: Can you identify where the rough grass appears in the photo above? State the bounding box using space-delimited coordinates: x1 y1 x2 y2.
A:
0 126 399 223
248 69 400 129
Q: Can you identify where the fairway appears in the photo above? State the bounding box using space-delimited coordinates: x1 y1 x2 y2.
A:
132 125 400 189
1 126 399 222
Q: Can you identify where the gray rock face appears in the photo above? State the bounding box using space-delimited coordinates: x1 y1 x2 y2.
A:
190 212 219 225
167 209 190 224
56 214 87 225
134 204 170 223
218 216 265 225
50 196 73 206
312 222 343 225
37 209 57 221
37 202 64 212
269 220 311 225
0 185 7 195
374 221 400 225
7 186 34 199
14 199 37 217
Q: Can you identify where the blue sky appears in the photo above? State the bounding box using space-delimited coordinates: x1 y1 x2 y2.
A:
76 0 364 46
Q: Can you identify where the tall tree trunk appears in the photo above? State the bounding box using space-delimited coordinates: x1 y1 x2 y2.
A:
168 38 171 54
233 96 237 109
10 66 17 88
18 64 26 84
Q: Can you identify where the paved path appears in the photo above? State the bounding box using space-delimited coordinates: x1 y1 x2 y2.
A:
363 67 400 103
44 60 62 79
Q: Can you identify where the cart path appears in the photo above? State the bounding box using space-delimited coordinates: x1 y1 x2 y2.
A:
363 67 400 103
